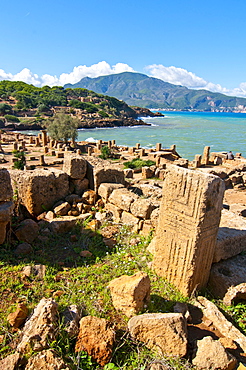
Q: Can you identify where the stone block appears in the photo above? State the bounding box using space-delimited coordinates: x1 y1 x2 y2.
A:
209 255 246 298
105 203 122 222
108 272 151 317
10 169 70 217
152 165 225 297
108 188 138 212
0 168 13 201
63 154 87 179
121 211 140 227
130 198 153 219
128 313 187 357
98 183 124 202
71 178 89 196
215 209 246 262
15 219 39 243
142 166 154 179
53 202 71 216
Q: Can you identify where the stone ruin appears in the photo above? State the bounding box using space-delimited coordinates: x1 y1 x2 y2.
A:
152 165 225 296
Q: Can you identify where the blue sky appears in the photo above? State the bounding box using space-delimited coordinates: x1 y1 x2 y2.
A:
1 0 246 97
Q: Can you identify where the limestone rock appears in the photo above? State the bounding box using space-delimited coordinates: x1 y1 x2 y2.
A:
108 188 138 212
223 283 246 306
54 202 71 216
22 264 46 280
62 305 81 337
63 154 87 179
193 296 246 353
81 190 96 205
0 352 22 370
128 312 188 357
130 198 153 219
25 349 71 370
15 219 39 243
192 336 237 370
108 272 150 317
75 316 115 367
17 297 58 353
142 166 154 179
98 183 124 201
7 303 28 328
10 169 70 216
0 168 13 201
152 165 225 297
215 209 246 262
209 255 246 298
105 202 122 222
121 211 139 228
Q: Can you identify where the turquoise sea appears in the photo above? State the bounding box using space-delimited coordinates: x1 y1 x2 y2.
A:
76 111 246 160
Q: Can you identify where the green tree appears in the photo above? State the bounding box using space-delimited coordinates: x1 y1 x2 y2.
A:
0 103 12 115
44 113 79 144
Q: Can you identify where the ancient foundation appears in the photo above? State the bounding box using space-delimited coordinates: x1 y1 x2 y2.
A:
152 165 225 296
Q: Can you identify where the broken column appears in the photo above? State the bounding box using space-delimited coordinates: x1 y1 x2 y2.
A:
41 130 47 147
156 143 162 151
201 146 210 165
152 165 225 296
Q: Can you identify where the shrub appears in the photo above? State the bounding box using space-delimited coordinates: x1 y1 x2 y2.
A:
124 158 155 169
98 110 109 118
12 150 26 170
99 145 111 160
4 114 20 123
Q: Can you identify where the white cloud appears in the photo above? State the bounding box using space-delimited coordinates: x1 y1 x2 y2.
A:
1 61 246 99
145 64 246 98
0 61 135 88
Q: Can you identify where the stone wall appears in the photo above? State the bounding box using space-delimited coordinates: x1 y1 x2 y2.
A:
0 168 14 244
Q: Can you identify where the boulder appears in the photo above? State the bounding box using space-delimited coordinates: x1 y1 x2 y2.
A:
98 183 124 201
215 209 246 262
209 255 246 298
14 242 33 255
25 349 71 370
15 219 39 243
10 169 70 217
121 211 140 228
22 264 46 280
192 336 237 370
17 298 58 353
63 153 87 179
7 303 28 328
75 316 115 367
108 272 150 317
0 168 13 201
108 188 138 212
105 203 122 222
128 312 188 357
193 296 246 353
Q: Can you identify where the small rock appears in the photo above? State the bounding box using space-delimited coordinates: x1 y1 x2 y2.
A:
7 303 28 328
192 336 237 370
80 250 92 258
53 201 71 216
70 234 78 242
82 190 97 205
62 304 81 337
75 316 115 367
25 349 71 370
108 271 151 317
0 352 22 370
128 312 188 357
223 283 246 306
52 290 64 298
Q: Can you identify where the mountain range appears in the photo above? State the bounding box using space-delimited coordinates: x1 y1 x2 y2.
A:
65 72 246 112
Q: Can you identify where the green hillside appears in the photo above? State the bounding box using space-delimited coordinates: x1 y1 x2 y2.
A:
65 72 246 111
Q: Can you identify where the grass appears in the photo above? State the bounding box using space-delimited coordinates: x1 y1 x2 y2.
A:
0 221 245 369
123 158 156 170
